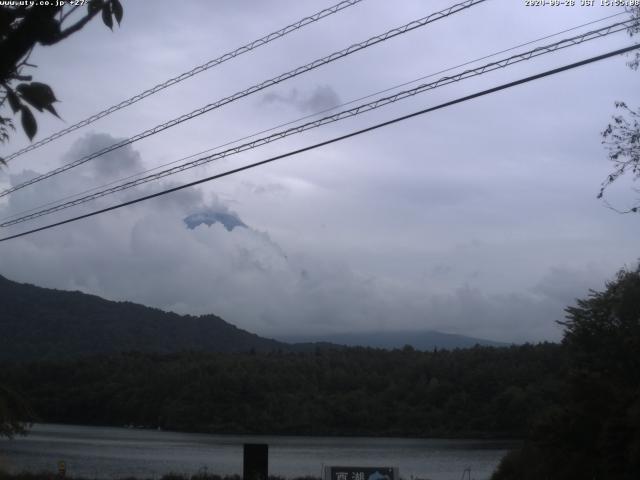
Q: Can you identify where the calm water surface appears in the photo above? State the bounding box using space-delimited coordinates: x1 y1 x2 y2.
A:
0 424 516 480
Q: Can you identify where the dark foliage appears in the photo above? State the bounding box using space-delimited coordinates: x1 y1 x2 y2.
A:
0 473 308 480
492 266 640 480
0 473 310 480
0 0 122 149
600 101 640 212
0 343 565 438
0 384 34 438
598 7 640 211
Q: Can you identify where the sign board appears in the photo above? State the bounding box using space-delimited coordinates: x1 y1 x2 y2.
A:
323 466 398 480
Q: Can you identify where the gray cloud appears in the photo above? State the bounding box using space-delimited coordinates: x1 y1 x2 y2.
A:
1 1 639 344
261 85 341 113
0 133 574 342
240 180 289 196
531 265 607 305
63 133 145 178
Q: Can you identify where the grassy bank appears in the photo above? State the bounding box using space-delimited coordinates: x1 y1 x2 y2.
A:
0 473 322 480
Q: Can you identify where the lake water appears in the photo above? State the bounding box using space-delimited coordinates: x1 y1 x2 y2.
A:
0 424 515 480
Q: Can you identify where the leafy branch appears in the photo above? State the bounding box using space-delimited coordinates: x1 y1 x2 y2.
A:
599 102 640 213
0 0 123 159
598 7 640 212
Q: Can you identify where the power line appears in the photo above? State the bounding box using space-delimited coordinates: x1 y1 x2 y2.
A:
2 0 364 162
3 18 632 225
0 0 487 198
2 18 634 228
1 12 625 225
1 43 637 244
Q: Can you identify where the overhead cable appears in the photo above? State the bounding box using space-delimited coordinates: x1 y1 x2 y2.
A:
2 44 638 243
1 19 634 228
0 0 488 198
2 0 365 162
1 12 627 225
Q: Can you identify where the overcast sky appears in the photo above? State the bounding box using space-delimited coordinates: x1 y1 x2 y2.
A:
0 0 638 343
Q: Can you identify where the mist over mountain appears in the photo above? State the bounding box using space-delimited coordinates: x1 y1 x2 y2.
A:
0 274 507 362
279 330 507 351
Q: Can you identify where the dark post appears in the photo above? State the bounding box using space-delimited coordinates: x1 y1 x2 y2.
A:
243 443 268 480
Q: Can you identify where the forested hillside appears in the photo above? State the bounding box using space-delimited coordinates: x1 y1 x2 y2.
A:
492 266 640 480
0 275 286 360
0 274 503 360
0 344 564 438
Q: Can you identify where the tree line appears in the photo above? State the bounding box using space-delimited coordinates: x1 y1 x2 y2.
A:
2 265 638 480
492 265 640 479
0 343 565 439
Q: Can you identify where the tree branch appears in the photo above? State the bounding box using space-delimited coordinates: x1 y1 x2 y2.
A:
0 2 107 84
0 7 61 84
60 4 81 24
55 4 104 42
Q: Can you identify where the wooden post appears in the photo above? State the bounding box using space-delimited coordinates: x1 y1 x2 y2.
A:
243 443 268 480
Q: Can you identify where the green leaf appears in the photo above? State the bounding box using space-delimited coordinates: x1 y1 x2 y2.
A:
16 82 58 112
6 90 21 113
102 3 113 30
20 106 37 141
111 0 123 25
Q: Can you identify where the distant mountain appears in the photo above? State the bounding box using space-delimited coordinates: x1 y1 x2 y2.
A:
279 330 507 351
0 274 286 362
0 274 505 363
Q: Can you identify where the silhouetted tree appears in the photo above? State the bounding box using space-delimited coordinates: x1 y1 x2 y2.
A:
0 0 123 436
0 344 567 438
492 264 640 480
0 384 33 439
0 0 123 155
598 7 640 212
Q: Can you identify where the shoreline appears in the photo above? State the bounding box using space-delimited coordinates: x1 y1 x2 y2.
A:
14 422 524 443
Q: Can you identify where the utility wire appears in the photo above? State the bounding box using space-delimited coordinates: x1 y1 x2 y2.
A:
1 44 637 244
0 0 487 198
1 19 634 228
3 13 627 225
1 11 625 224
2 0 364 162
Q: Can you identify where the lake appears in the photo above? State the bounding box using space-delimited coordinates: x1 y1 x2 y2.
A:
0 424 515 480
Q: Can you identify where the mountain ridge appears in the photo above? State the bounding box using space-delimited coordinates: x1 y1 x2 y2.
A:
0 274 287 361
0 274 506 361
279 329 507 350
